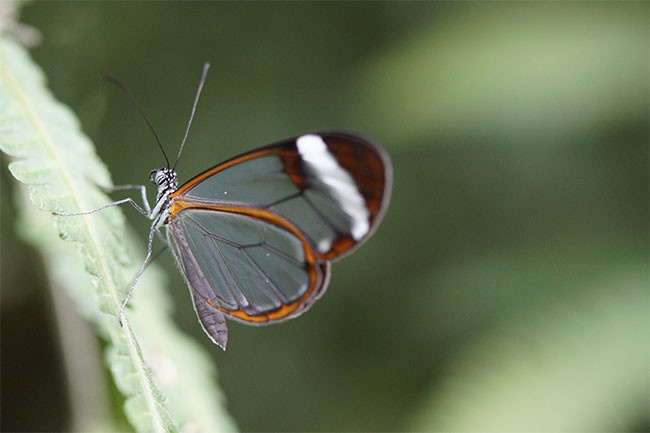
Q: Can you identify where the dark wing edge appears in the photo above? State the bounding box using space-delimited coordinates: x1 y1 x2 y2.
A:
193 292 228 350
171 131 393 262
318 131 393 261
167 222 229 349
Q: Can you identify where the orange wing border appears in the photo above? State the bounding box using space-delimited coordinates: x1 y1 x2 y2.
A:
170 200 329 324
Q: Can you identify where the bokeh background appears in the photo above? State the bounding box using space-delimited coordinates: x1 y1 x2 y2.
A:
2 2 648 432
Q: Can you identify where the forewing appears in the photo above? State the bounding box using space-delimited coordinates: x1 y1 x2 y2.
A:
171 132 392 260
167 207 329 325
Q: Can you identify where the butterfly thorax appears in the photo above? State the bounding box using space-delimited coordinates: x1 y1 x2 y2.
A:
149 167 179 228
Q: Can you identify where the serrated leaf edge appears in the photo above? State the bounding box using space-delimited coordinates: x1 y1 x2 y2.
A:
0 39 174 433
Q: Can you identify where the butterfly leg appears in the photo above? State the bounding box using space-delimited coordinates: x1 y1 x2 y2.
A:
139 241 168 275
155 230 169 247
100 183 152 215
52 197 150 218
118 222 156 326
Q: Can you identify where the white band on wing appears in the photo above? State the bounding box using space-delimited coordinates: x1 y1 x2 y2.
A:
296 134 369 247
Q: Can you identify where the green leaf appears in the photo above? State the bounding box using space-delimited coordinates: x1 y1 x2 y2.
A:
0 37 236 432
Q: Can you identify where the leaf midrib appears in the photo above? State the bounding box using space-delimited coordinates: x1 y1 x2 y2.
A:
0 56 167 433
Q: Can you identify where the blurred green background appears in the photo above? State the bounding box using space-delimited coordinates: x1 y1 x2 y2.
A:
2 1 648 431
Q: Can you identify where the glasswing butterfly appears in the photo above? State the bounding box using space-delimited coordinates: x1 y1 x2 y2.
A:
55 63 392 349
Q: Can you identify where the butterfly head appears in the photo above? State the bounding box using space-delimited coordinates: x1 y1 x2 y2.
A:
150 168 178 199
150 167 177 187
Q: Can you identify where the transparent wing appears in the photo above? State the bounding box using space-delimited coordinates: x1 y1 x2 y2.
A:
166 220 229 349
167 207 329 326
170 132 392 260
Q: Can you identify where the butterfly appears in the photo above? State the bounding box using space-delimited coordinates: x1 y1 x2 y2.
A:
55 63 392 350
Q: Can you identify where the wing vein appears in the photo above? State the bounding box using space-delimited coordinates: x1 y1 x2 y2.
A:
185 215 246 249
239 248 287 304
210 236 254 312
301 192 348 237
182 216 246 310
206 234 247 311
253 242 305 269
264 191 303 208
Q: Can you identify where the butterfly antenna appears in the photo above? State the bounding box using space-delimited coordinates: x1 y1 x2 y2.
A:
101 75 171 169
173 62 210 171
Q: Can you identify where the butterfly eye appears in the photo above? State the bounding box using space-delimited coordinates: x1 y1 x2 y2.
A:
149 170 158 184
